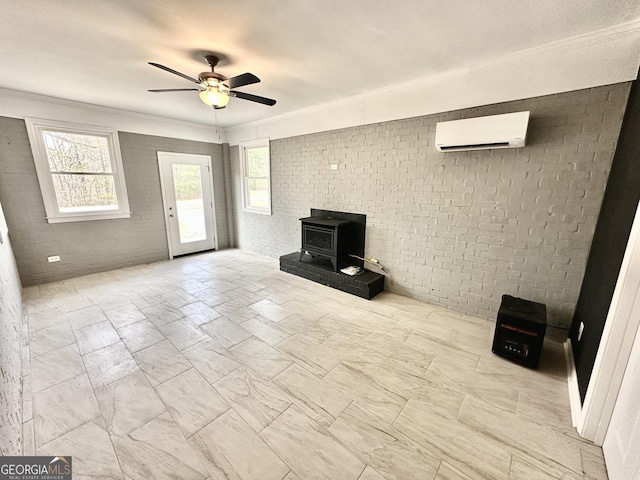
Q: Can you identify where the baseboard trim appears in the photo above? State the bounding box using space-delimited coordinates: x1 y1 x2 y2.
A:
564 339 582 428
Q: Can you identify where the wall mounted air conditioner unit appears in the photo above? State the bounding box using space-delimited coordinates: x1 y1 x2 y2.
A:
435 111 530 152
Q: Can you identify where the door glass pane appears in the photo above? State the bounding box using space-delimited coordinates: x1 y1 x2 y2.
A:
172 164 207 244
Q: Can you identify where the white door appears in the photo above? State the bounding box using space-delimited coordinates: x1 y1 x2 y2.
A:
603 321 640 479
158 152 217 258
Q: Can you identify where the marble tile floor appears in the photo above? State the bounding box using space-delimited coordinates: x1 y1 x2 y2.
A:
20 249 608 479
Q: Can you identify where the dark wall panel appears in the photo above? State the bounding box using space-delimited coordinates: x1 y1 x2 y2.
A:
571 73 640 402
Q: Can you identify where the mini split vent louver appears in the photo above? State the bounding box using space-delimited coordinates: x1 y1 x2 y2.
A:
435 111 530 152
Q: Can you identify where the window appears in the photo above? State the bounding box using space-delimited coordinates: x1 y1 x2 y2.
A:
25 118 131 223
239 138 271 215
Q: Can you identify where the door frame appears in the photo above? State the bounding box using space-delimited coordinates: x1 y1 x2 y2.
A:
602 311 640 479
157 151 218 259
566 200 640 445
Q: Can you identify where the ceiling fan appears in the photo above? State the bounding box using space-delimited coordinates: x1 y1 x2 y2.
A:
148 55 276 109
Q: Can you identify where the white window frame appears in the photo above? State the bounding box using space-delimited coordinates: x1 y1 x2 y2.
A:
25 117 131 224
239 138 272 215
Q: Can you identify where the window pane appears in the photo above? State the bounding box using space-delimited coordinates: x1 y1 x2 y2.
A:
42 130 112 173
248 178 269 208
239 139 270 215
246 147 269 177
172 164 207 244
52 174 118 212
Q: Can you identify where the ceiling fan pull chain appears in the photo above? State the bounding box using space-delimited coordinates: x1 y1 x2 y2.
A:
212 108 223 143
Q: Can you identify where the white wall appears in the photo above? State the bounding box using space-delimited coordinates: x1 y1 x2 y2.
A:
0 200 23 455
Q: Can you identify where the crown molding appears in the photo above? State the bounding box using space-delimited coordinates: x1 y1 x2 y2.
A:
479 19 640 68
0 88 226 144
227 20 640 145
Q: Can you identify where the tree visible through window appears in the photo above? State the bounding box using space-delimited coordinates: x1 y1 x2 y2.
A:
246 146 270 209
25 118 130 223
43 131 118 212
240 139 271 215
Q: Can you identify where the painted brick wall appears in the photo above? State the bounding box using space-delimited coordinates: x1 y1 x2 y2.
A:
0 119 227 286
0 201 23 455
231 84 631 326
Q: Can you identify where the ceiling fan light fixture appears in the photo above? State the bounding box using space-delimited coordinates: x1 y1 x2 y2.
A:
148 56 275 108
199 87 230 107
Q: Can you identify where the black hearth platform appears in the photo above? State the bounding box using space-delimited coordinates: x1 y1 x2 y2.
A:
280 252 384 299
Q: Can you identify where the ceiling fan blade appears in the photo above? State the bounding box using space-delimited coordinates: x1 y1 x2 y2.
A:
231 90 276 106
148 88 200 92
226 73 260 89
148 62 200 84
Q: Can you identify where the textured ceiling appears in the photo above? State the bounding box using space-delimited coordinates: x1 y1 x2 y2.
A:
1 0 639 127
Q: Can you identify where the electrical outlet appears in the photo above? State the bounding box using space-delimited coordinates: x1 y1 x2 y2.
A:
578 322 585 341
330 164 338 170
48 255 60 263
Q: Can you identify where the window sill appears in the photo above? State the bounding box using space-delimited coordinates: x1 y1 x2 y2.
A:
46 212 132 224
242 207 272 216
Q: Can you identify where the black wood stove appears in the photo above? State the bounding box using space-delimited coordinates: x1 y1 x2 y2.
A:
299 216 352 272
298 209 366 272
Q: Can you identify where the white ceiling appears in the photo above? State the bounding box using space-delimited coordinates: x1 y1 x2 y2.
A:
1 0 639 129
